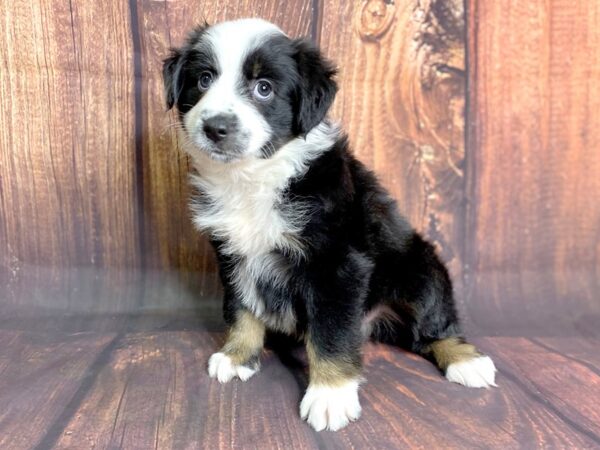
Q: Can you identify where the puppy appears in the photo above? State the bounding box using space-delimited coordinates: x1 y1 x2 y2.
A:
163 18 496 432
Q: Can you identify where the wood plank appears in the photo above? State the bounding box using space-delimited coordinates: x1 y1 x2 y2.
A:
531 337 600 372
466 0 600 326
0 330 589 449
0 330 119 450
480 337 600 445
53 331 322 449
318 0 467 288
0 0 139 271
317 339 599 448
134 0 314 296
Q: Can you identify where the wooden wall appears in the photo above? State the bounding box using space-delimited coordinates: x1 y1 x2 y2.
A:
0 1 598 329
466 0 600 331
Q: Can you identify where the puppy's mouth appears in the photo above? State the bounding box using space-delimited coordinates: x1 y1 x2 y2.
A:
206 148 238 162
191 131 248 163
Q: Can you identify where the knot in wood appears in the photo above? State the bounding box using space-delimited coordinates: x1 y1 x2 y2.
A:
357 0 396 41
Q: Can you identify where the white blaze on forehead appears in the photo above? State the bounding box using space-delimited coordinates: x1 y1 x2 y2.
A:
204 18 284 68
185 19 285 158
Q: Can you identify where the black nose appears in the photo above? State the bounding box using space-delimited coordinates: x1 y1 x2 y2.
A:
203 114 238 143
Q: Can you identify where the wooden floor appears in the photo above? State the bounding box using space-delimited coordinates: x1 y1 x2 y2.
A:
1 276 599 449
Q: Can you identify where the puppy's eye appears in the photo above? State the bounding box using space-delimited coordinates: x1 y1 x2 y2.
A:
198 71 213 91
253 79 273 100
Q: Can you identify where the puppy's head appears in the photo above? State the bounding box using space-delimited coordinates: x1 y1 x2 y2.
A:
163 19 337 162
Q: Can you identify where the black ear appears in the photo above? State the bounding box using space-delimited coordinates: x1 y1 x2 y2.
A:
163 23 210 110
292 39 338 136
163 48 183 110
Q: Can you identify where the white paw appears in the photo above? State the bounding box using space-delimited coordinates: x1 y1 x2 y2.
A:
300 380 362 431
446 355 498 388
207 352 258 383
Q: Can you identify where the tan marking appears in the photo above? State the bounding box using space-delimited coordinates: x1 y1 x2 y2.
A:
252 61 262 78
306 335 362 386
222 310 265 365
427 337 481 371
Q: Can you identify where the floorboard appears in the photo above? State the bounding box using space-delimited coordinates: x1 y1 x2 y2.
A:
1 270 598 449
1 315 599 449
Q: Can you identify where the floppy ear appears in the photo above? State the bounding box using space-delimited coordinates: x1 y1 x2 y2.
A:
163 48 183 110
292 38 338 136
163 23 210 110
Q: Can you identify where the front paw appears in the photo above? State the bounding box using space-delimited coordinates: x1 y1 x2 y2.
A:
300 380 362 431
207 352 258 383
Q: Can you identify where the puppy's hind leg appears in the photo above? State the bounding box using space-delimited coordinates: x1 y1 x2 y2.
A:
376 233 497 388
426 337 497 388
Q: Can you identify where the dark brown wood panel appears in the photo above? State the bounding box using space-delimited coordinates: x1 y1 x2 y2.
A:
480 337 600 445
0 330 119 450
0 266 226 314
532 337 600 371
0 0 596 331
52 331 321 449
135 0 314 285
466 0 600 326
1 326 599 449
0 0 139 271
318 0 466 286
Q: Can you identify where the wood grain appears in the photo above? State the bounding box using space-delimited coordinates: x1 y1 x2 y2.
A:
0 0 597 333
0 0 139 271
0 329 119 450
52 331 322 449
318 0 466 287
0 2 599 448
1 325 599 449
465 0 600 327
531 336 600 372
480 337 600 445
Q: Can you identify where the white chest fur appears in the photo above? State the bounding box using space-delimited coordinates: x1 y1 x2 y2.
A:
188 122 339 258
189 151 306 257
185 122 339 330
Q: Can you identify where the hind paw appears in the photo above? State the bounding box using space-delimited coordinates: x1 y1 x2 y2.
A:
446 355 497 388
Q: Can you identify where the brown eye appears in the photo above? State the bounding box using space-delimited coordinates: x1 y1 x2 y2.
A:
253 79 273 100
198 71 213 91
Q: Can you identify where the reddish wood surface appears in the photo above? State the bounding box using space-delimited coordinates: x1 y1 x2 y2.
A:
0 0 139 270
319 0 466 285
465 0 600 328
0 321 598 449
0 329 119 450
0 1 599 448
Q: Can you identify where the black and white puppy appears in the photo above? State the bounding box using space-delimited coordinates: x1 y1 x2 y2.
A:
163 18 496 432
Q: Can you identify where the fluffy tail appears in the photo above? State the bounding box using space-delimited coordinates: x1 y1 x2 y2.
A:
427 337 497 388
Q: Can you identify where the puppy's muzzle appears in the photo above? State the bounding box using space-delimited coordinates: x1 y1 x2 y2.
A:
203 114 239 144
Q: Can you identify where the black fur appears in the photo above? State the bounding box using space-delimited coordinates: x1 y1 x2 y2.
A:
163 31 337 150
163 23 465 375
163 24 213 113
286 142 462 355
227 140 461 361
290 38 338 136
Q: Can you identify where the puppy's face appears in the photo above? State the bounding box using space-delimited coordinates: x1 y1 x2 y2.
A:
163 19 337 163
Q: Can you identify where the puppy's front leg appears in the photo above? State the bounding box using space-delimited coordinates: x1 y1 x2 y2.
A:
208 310 265 383
300 330 363 432
299 252 370 431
